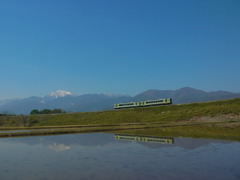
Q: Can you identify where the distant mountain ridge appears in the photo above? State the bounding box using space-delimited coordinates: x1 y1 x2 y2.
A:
134 87 240 104
0 88 239 115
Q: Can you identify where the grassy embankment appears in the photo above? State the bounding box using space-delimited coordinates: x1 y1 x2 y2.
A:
0 98 239 140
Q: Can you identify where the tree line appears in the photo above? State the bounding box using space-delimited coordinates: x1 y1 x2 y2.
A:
30 109 66 115
0 112 15 116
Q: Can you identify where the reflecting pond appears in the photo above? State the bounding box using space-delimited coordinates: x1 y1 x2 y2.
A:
0 133 239 180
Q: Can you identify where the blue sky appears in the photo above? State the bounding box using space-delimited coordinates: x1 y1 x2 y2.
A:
0 0 240 99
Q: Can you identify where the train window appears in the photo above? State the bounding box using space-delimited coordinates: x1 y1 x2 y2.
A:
146 100 164 104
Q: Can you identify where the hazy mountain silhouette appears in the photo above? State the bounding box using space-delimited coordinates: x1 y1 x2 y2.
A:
0 87 239 114
134 87 240 104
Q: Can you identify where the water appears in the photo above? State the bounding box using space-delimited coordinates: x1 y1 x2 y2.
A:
0 129 53 133
0 133 239 180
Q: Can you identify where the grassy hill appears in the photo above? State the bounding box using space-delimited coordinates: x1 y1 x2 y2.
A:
0 98 240 127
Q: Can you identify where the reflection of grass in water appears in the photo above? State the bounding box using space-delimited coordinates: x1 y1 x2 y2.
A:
0 121 239 141
113 123 240 141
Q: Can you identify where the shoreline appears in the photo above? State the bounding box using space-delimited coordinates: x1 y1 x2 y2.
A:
0 120 239 141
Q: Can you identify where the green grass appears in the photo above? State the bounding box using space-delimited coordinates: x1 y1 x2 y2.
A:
0 98 240 127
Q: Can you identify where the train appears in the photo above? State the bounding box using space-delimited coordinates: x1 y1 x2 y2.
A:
114 134 174 144
114 98 172 109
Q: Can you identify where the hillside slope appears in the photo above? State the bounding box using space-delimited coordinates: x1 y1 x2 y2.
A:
1 98 239 127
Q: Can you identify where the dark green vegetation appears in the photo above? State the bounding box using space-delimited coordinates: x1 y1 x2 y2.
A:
0 112 15 116
30 109 66 115
0 98 239 140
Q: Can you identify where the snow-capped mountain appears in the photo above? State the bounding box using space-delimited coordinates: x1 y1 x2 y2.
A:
49 90 73 98
0 90 130 115
0 87 239 115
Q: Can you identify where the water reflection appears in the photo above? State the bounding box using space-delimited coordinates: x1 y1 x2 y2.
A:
0 133 239 180
48 143 71 152
0 129 53 133
114 134 174 144
2 133 230 151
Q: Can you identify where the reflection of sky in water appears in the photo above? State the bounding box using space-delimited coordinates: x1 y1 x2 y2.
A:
0 133 239 180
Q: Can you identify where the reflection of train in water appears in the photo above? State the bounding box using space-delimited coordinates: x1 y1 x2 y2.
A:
114 134 174 144
114 98 172 109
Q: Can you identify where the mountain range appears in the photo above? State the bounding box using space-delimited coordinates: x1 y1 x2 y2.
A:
0 87 240 115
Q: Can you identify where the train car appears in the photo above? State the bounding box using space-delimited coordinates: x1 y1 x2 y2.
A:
114 98 172 109
114 134 174 144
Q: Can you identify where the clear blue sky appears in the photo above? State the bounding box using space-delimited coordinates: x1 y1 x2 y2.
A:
0 0 240 99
